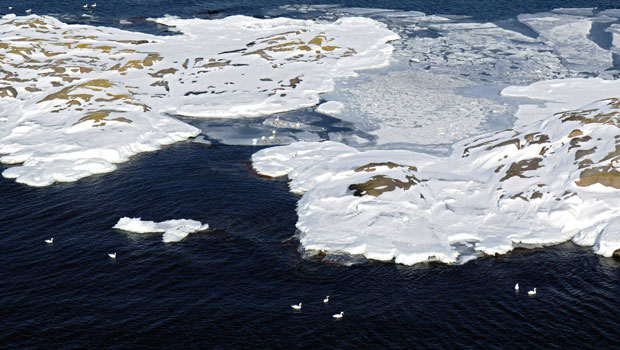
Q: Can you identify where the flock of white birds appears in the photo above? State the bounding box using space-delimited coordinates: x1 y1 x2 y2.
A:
291 295 344 319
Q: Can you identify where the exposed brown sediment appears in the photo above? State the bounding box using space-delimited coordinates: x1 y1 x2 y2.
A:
569 136 592 150
462 137 499 157
576 166 620 189
575 147 597 161
486 138 522 151
74 109 132 127
38 79 116 104
500 158 543 182
0 86 17 98
348 174 425 197
568 129 583 138
149 67 178 78
348 162 424 197
354 162 417 173
558 106 620 127
524 132 550 145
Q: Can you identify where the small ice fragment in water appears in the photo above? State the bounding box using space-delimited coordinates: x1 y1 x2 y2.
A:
113 217 209 243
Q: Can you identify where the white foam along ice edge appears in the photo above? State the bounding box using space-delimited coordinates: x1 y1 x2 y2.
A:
113 217 209 242
252 78 620 265
0 14 399 186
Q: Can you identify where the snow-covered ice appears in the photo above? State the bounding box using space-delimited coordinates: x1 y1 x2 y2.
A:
316 101 345 116
253 78 620 264
2 9 619 266
314 9 620 148
0 14 398 186
113 217 209 242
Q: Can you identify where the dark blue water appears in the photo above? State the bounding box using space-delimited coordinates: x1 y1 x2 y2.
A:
3 1 620 348
2 142 620 349
3 0 620 26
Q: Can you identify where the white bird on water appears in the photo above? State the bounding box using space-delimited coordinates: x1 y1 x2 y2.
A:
45 237 53 244
108 252 117 259
291 302 302 310
91 3 97 7
8 7 13 10
332 311 344 319
323 296 329 303
25 9 32 13
252 138 258 145
83 4 88 8
528 288 537 296
514 283 519 292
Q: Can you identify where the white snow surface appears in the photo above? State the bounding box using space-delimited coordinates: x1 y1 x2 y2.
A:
0 14 398 186
252 78 620 265
314 10 620 147
316 101 345 116
113 217 209 242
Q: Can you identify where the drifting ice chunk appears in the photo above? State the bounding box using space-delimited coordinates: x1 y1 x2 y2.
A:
113 217 209 242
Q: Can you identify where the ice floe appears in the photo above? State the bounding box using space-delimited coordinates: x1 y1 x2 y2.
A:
314 9 620 147
113 217 209 242
326 70 509 145
253 78 620 265
0 14 398 186
518 12 614 72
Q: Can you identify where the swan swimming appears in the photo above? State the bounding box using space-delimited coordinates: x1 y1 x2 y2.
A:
45 237 53 244
25 9 32 13
291 303 302 310
514 283 519 292
252 138 258 145
108 252 117 259
323 296 329 303
528 288 537 296
91 3 97 7
332 311 344 319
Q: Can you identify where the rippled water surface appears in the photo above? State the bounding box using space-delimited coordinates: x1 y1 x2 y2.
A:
4 0 620 28
3 0 620 348
2 142 620 349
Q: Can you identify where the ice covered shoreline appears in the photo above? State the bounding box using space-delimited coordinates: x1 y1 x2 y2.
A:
1 8 619 265
253 78 620 265
0 13 398 186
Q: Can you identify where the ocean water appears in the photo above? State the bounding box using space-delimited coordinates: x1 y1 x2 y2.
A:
2 0 620 349
3 142 620 349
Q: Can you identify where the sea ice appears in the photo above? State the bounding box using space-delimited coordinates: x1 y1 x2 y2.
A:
518 13 613 72
324 70 509 146
0 14 398 186
316 9 620 148
113 217 209 242
252 78 620 265
316 101 345 116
